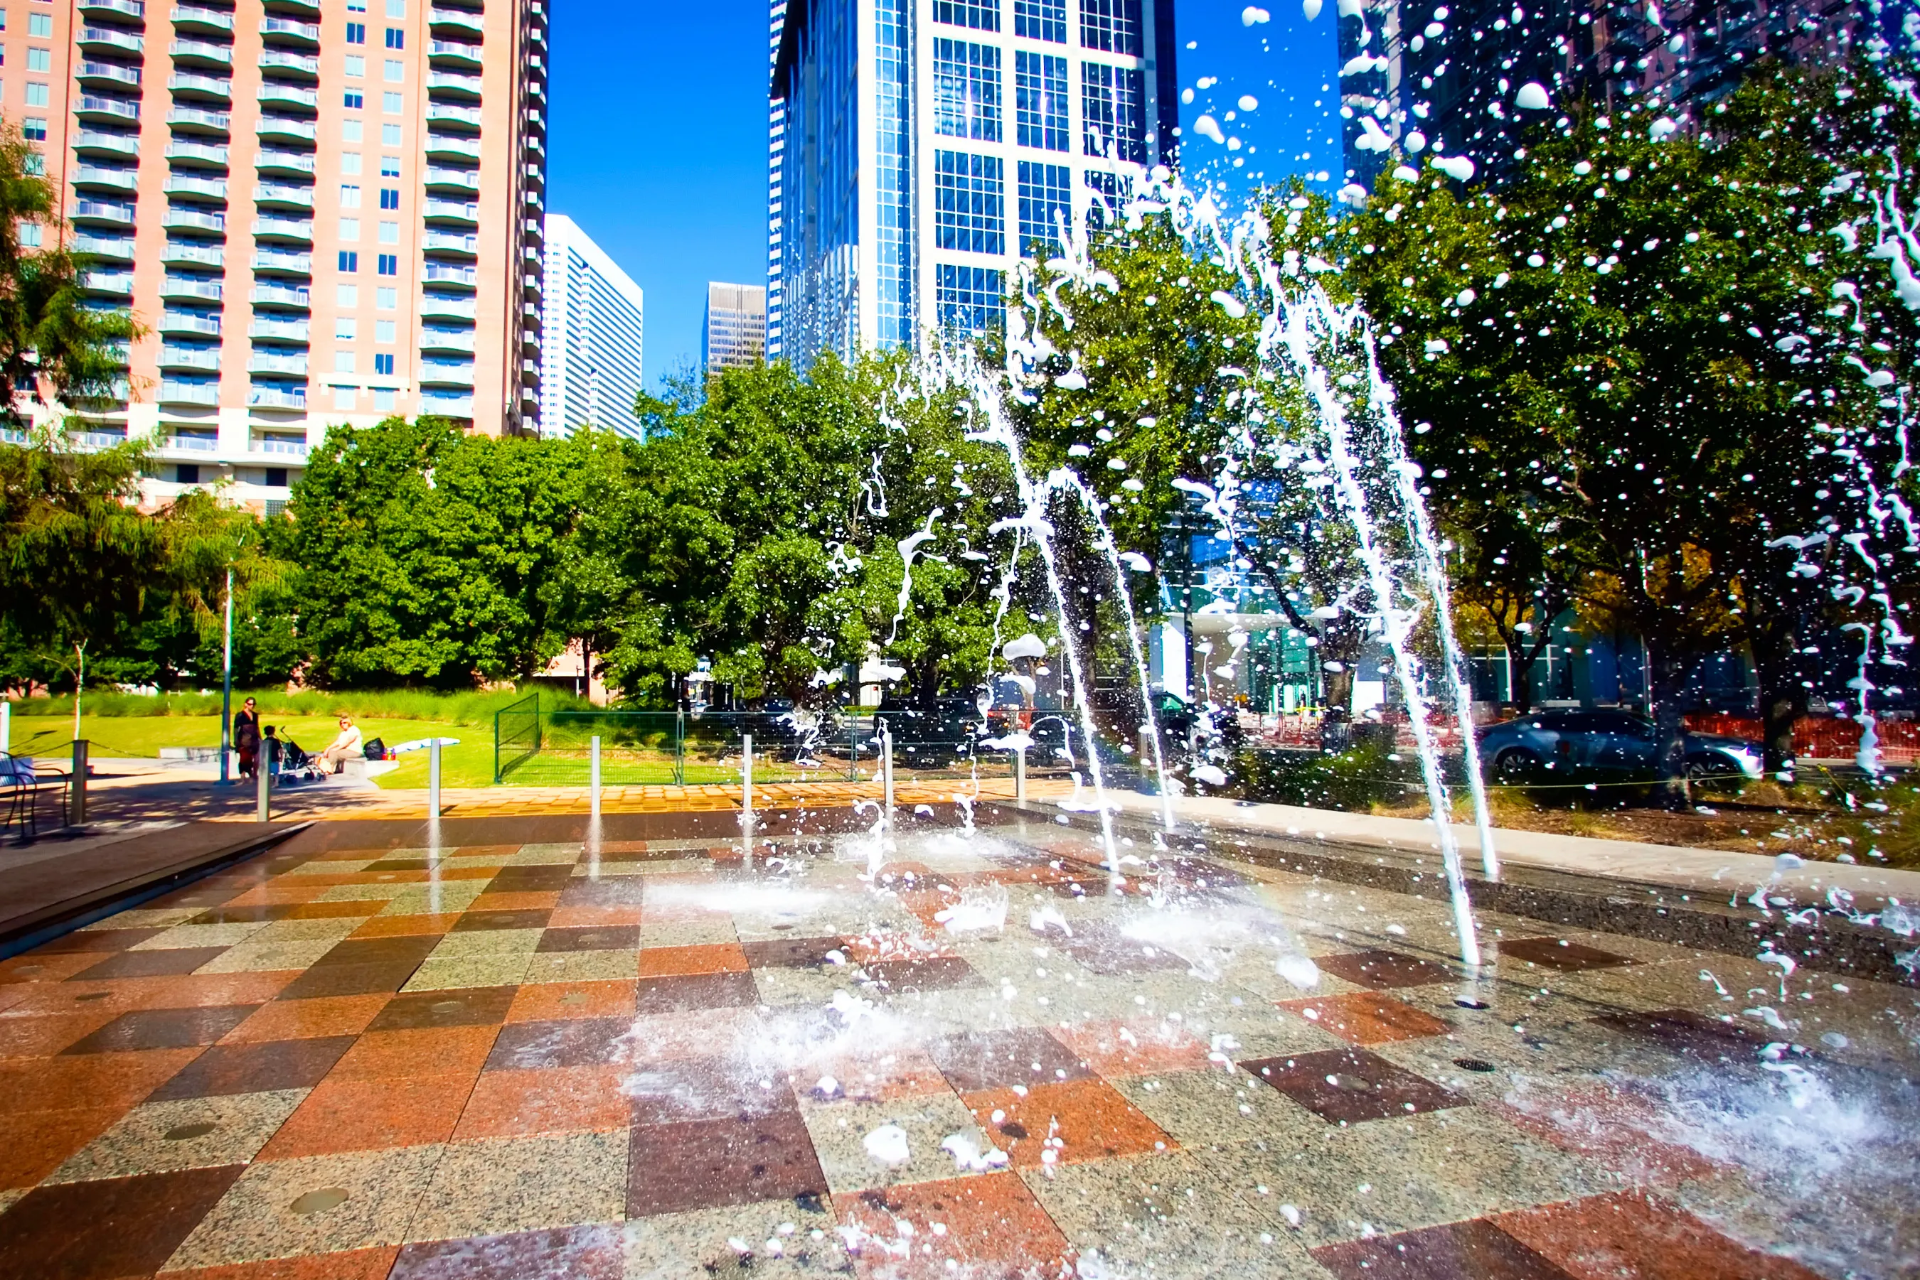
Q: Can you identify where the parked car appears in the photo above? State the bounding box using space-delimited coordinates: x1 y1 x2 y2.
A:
872 694 988 763
1149 686 1246 756
1475 709 1762 785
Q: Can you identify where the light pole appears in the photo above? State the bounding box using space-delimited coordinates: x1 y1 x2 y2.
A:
218 566 234 786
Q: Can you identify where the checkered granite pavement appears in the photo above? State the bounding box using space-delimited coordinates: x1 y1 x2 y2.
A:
0 813 1909 1278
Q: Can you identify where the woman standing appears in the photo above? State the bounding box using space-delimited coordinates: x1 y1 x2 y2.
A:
233 696 262 780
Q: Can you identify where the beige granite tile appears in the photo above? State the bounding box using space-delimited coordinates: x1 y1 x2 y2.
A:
405 1129 626 1243
49 1089 309 1184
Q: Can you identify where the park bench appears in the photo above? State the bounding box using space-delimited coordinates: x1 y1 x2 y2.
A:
0 753 71 843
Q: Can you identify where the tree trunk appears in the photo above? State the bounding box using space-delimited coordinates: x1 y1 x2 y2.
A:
1504 637 1534 713
1750 624 1806 778
1645 640 1694 810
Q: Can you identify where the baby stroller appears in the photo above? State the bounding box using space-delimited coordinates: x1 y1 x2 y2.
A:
276 736 329 785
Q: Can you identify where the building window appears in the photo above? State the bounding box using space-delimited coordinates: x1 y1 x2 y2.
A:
337 283 358 305
333 352 355 373
345 54 365 77
383 91 402 113
344 91 364 108
1085 169 1132 229
375 319 396 342
386 0 405 14
18 221 40 246
933 151 1004 255
264 467 288 487
933 40 1000 143
24 81 46 106
376 286 397 309
336 316 357 339
1014 0 1064 41
374 388 395 411
1017 161 1071 259
935 263 1003 335
931 0 997 31
22 152 41 175
1079 0 1142 55
26 10 46 34
341 151 363 175
1082 62 1146 162
374 353 394 375
384 26 403 47
384 58 403 81
379 187 399 209
346 21 366 42
339 184 361 207
1015 51 1068 152
338 251 359 272
339 216 360 240
382 123 401 145
380 155 400 177
333 386 356 409
25 47 48 71
378 220 399 243
377 253 397 275
343 120 364 143
22 116 44 140
176 463 199 484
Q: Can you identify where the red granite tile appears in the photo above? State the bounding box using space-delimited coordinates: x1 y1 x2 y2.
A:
1242 1048 1468 1124
833 1172 1072 1278
149 1037 357 1100
451 909 553 932
485 1018 630 1071
0 1047 201 1114
365 986 518 1031
505 980 637 1024
788 1046 951 1104
220 994 391 1044
1495 1191 1829 1280
73 947 234 981
0 952 115 984
1501 938 1633 972
113 971 300 1010
0 1165 246 1279
925 1027 1093 1093
283 900 391 919
627 1111 825 1217
26 929 163 955
165 1246 402 1280
390 1226 621 1280
455 1064 631 1139
258 1072 478 1159
1315 949 1458 990
633 970 758 1014
328 1025 501 1082
637 943 749 977
468 891 563 913
1277 992 1453 1046
538 924 641 953
0 1106 125 1188
62 1005 262 1054
963 1078 1175 1169
1488 1087 1723 1187
547 904 646 929
0 1008 125 1059
1050 1018 1213 1078
1313 1219 1578 1279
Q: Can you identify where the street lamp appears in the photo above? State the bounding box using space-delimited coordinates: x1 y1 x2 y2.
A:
218 565 234 786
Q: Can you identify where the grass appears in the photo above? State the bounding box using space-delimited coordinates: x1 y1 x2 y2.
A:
6 686 593 724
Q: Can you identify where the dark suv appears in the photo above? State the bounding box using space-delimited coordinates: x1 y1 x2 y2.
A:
1476 709 1762 784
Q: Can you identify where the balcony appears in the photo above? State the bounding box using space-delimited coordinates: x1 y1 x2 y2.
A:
428 39 482 69
254 182 314 210
429 6 483 34
255 148 315 177
259 50 318 78
81 0 146 18
74 233 136 261
171 5 233 34
169 38 231 69
248 384 307 410
80 27 145 56
420 326 476 354
423 230 478 257
251 283 311 309
424 133 481 163
169 72 232 102
167 106 230 134
251 248 311 275
82 269 135 296
74 165 140 194
252 215 312 242
249 316 309 340
159 381 221 408
248 352 308 376
79 61 143 90
259 16 319 45
77 95 142 125
426 70 482 99
159 309 221 336
257 115 316 143
160 241 223 268
422 262 477 290
424 166 479 195
257 83 318 111
420 392 473 417
164 173 228 201
263 0 320 14
160 274 223 303
166 139 229 168
258 435 309 456
418 359 474 387
73 130 140 160
423 198 478 226
163 206 226 233
158 344 221 372
426 102 481 131
419 293 476 320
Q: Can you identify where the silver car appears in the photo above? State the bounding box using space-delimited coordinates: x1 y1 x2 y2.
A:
1476 709 1763 786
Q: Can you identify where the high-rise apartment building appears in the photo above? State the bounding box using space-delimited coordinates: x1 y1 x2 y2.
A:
1338 0 1872 193
768 0 1178 368
765 0 785 357
702 281 765 375
538 213 644 439
9 0 546 508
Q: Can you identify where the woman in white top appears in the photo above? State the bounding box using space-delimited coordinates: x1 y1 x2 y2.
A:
319 716 365 773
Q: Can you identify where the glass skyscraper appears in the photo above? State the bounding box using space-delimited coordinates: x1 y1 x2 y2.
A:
768 0 1179 369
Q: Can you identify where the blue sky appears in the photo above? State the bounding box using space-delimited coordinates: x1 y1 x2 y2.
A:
546 2 1341 386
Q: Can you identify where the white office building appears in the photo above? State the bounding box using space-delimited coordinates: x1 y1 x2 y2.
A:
703 282 768 374
769 0 1179 367
539 213 645 439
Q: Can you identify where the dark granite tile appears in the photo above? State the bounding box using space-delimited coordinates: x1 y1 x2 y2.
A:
1590 1009 1763 1062
1241 1047 1468 1124
556 878 648 908
0 1164 244 1279
633 970 759 1015
1502 938 1633 972
62 1006 262 1055
34 929 165 954
72 948 232 981
627 1111 826 1218
452 909 554 933
313 936 443 967
148 1036 356 1100
485 1017 632 1071
1313 1219 1579 1279
187 904 307 925
1058 924 1196 977
740 936 850 969
1316 949 1458 990
366 986 519 1032
487 865 577 892
537 925 642 954
391 1224 625 1280
926 1027 1093 1093
627 1055 798 1125
864 955 981 993
276 960 423 1001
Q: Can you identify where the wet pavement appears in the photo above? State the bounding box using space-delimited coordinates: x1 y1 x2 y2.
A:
0 811 1910 1278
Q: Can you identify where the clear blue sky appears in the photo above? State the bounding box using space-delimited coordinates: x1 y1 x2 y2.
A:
546 2 1340 387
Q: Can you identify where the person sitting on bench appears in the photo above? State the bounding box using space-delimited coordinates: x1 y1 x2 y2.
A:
319 716 364 774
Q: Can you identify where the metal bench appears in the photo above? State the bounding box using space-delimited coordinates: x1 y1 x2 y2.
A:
1 753 71 843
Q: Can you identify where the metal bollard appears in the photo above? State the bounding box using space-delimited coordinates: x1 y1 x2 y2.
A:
428 738 442 820
1014 745 1027 805
70 739 87 826
1139 727 1154 787
256 754 271 822
1 701 9 754
740 733 753 825
881 727 895 829
590 735 602 818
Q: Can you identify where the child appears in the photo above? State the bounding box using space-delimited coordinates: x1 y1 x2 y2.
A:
262 725 283 783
